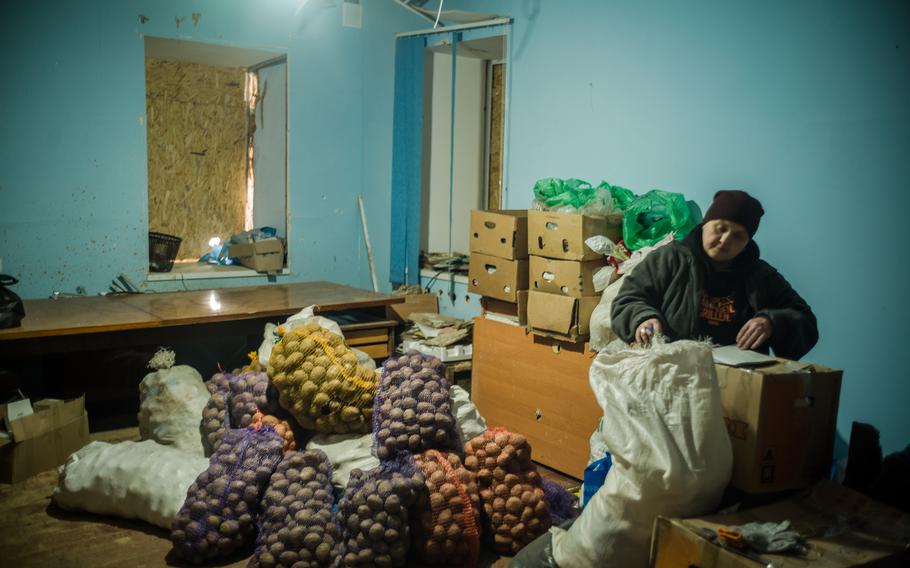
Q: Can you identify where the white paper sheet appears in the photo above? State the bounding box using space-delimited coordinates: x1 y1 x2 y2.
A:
712 345 778 367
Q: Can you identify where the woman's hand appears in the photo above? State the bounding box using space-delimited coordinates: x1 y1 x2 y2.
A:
736 316 773 350
635 318 663 346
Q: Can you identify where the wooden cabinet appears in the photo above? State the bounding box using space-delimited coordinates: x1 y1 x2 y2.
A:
471 317 603 479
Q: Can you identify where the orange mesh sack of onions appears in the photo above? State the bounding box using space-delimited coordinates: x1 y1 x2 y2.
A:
268 321 378 434
463 428 552 554
412 450 482 566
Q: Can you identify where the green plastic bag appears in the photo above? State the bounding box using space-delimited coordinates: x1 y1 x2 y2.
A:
598 182 636 211
533 178 596 210
622 190 702 250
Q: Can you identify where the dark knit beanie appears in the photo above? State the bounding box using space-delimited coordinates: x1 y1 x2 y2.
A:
703 190 764 237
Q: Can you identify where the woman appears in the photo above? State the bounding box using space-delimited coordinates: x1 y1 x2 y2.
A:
611 190 818 360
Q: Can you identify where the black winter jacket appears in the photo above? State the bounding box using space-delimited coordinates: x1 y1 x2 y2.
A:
611 227 818 360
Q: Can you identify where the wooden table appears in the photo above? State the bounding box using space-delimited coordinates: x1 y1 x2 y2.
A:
0 281 403 358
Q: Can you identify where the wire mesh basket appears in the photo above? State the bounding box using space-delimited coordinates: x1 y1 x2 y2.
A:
148 231 182 272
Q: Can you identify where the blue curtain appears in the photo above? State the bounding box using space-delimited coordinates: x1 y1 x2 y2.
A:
389 36 427 287
389 23 511 287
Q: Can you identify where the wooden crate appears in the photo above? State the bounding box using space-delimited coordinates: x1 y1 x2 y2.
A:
471 317 603 479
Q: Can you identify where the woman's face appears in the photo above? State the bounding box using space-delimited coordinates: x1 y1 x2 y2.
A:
701 219 750 263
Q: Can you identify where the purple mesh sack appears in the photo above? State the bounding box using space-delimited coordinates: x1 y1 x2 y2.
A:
201 372 232 455
171 427 284 563
250 449 343 568
338 454 424 567
230 371 276 428
372 352 458 460
541 479 580 526
202 371 277 455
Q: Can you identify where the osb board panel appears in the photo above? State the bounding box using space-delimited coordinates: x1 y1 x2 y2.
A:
487 62 504 211
471 317 602 480
146 58 248 259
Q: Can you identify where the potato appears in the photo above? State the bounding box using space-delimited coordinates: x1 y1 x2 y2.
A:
464 429 553 554
373 352 458 460
339 459 423 567
250 449 341 568
171 428 284 563
412 451 482 566
269 326 377 434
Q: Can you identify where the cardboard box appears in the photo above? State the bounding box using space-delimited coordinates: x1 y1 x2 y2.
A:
480 290 529 327
468 253 529 303
230 238 285 272
528 210 621 261
716 360 842 493
385 293 439 323
650 480 910 568
470 209 528 260
529 255 606 297
526 289 599 342
0 396 89 484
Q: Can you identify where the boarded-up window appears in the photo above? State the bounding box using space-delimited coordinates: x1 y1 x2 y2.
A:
145 58 249 259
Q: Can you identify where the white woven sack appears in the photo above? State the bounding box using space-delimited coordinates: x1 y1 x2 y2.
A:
305 432 379 489
450 384 487 444
53 440 210 529
551 340 733 568
138 363 209 455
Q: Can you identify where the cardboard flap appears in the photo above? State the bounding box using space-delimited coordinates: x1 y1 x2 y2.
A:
528 291 577 334
8 396 85 442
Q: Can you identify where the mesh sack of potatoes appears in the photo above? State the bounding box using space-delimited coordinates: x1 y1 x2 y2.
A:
229 370 277 428
412 449 482 566
268 321 378 434
338 454 424 567
541 479 579 526
200 372 232 455
170 427 285 563
249 449 343 568
463 428 552 554
201 371 278 454
251 411 297 454
372 352 459 460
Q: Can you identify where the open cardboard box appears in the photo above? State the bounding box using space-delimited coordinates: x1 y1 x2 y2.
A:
0 395 89 484
526 289 599 342
230 238 285 272
650 480 910 568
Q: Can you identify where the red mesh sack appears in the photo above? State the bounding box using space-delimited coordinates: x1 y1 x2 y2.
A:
463 428 552 554
412 450 481 566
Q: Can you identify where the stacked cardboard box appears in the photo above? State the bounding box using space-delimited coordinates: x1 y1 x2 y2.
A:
526 210 621 342
468 210 530 323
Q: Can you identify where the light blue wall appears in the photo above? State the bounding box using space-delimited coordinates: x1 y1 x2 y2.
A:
0 0 424 295
449 0 910 453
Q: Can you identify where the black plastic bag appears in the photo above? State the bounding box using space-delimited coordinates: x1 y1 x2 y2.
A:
0 275 24 329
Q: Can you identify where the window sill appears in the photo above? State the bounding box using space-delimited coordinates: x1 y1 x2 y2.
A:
147 260 290 282
420 268 469 285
